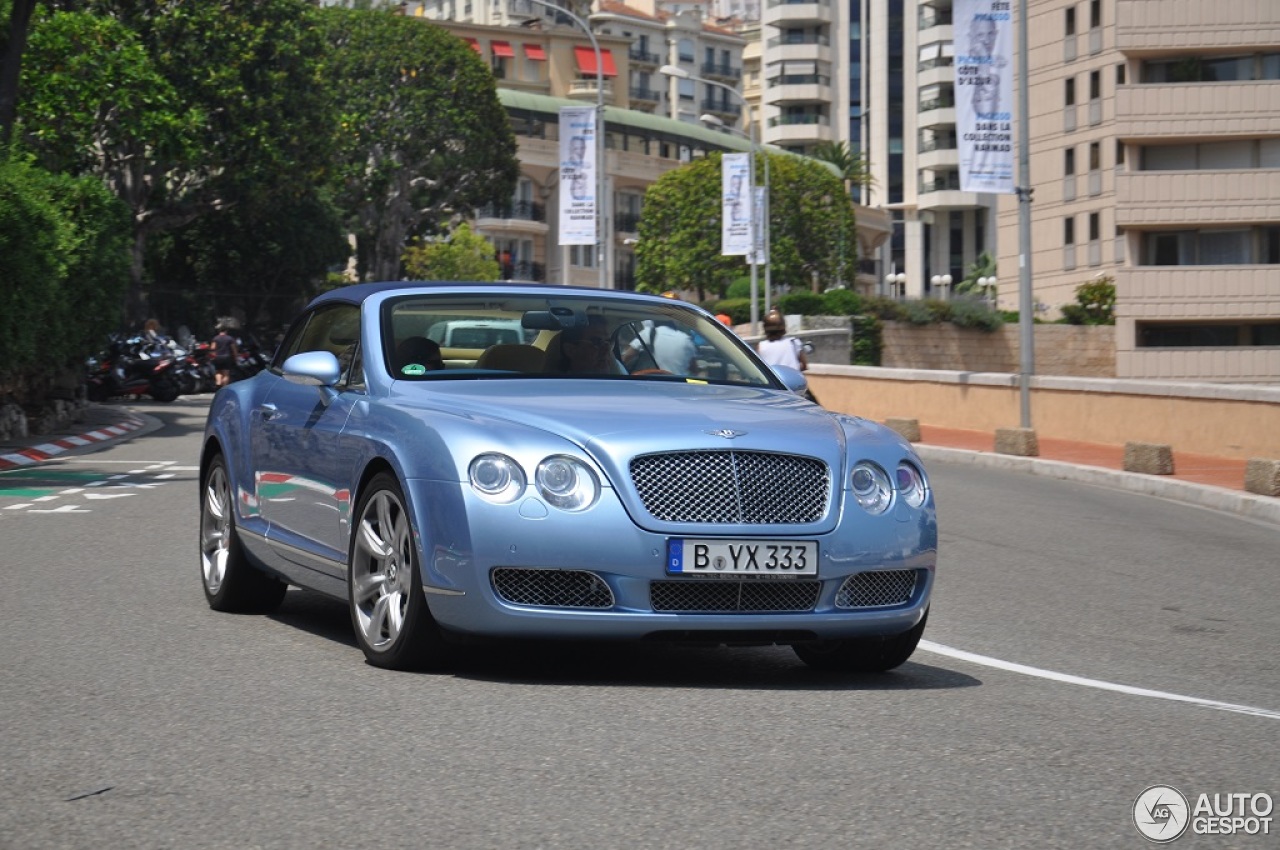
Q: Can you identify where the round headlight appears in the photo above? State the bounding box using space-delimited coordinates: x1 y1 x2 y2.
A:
535 455 599 512
469 453 525 503
895 462 928 509
850 461 892 514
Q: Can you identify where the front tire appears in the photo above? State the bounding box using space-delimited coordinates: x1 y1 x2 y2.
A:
793 610 928 673
200 454 287 613
150 375 179 402
348 473 447 670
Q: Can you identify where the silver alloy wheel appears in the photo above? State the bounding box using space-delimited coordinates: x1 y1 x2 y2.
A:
351 489 414 651
201 463 232 595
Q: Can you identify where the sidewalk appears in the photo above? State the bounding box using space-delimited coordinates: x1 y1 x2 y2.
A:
1 403 1276 525
0 404 152 471
911 424 1280 527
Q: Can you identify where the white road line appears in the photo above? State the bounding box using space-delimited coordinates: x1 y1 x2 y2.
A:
918 641 1280 720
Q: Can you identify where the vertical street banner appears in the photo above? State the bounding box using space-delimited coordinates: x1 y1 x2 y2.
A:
721 153 752 256
955 0 1015 194
749 186 767 265
559 105 596 245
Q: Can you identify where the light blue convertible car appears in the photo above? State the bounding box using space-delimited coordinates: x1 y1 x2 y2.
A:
199 283 936 672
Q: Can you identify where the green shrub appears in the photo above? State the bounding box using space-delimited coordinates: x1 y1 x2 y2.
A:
711 298 756 325
0 159 128 386
775 290 826 316
947 298 1003 331
725 277 753 299
821 288 863 315
850 315 882 365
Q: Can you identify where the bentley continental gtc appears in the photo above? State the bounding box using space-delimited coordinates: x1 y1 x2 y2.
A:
199 283 936 672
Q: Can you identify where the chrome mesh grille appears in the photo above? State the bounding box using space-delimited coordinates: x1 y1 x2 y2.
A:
630 451 828 524
835 570 920 609
650 580 821 612
491 568 613 609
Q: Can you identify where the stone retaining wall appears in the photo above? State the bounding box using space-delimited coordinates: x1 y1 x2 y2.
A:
880 323 1115 377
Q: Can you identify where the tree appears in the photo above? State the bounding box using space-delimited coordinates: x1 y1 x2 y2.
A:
19 1 336 322
0 0 39 146
319 8 519 281
955 249 997 299
810 140 872 193
635 151 857 300
401 223 500 281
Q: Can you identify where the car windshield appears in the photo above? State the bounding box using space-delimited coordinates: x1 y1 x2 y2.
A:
382 293 775 387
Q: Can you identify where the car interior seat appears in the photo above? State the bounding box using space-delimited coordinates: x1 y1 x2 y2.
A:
474 343 544 373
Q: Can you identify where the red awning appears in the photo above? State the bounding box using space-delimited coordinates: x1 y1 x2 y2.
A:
573 45 618 78
491 41 514 58
524 43 547 61
465 37 481 54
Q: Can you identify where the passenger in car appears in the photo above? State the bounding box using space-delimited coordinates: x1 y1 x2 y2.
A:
555 315 619 374
395 337 445 375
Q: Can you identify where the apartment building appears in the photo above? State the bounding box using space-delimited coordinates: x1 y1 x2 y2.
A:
399 0 888 292
754 0 992 300
999 0 1280 382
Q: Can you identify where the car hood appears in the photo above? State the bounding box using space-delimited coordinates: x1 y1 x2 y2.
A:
389 378 901 465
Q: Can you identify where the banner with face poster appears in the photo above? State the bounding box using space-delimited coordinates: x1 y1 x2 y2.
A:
721 153 752 256
559 106 596 245
955 0 1015 194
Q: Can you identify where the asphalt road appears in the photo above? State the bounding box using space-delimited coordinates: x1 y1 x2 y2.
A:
0 397 1275 849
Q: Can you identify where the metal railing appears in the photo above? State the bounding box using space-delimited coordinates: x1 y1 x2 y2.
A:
478 201 546 222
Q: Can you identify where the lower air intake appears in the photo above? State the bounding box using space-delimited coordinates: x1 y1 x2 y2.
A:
491 568 613 609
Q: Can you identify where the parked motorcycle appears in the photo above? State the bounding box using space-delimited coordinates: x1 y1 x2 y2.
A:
85 335 181 403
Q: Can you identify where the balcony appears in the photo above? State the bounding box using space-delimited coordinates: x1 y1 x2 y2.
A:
701 62 741 81
766 34 832 66
476 201 549 236
765 73 833 106
1115 0 1280 51
614 212 642 234
918 96 956 130
702 99 743 121
628 47 661 67
918 144 959 172
1115 82 1280 141
499 260 546 283
766 113 833 145
630 86 661 107
1116 169 1280 228
567 79 615 103
763 0 833 28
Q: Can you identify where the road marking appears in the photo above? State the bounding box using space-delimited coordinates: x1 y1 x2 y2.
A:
918 640 1280 720
29 504 91 514
84 493 134 500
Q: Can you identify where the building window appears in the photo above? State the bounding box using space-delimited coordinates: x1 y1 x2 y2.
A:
1065 77 1076 105
1088 142 1101 171
1089 0 1101 28
1089 70 1101 100
1064 217 1075 245
1137 322 1280 348
569 245 596 268
1065 6 1076 35
1142 228 1279 265
1064 147 1076 175
1116 140 1126 168
1089 212 1100 242
1116 63 1126 85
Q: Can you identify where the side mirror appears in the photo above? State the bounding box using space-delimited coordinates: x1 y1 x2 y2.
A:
770 364 809 395
282 351 341 387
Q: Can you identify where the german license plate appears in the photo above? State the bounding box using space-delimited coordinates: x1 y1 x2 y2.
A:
666 539 818 577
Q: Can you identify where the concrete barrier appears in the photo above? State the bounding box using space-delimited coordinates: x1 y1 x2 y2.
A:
804 365 1280 462
1123 442 1175 475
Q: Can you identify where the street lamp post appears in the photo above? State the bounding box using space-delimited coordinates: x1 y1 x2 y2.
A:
526 0 607 288
978 275 997 308
930 274 953 300
662 64 762 334
885 272 907 301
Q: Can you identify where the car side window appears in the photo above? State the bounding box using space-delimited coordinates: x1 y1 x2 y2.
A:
274 304 362 368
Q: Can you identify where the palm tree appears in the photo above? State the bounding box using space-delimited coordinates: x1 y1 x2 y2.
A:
810 141 872 193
